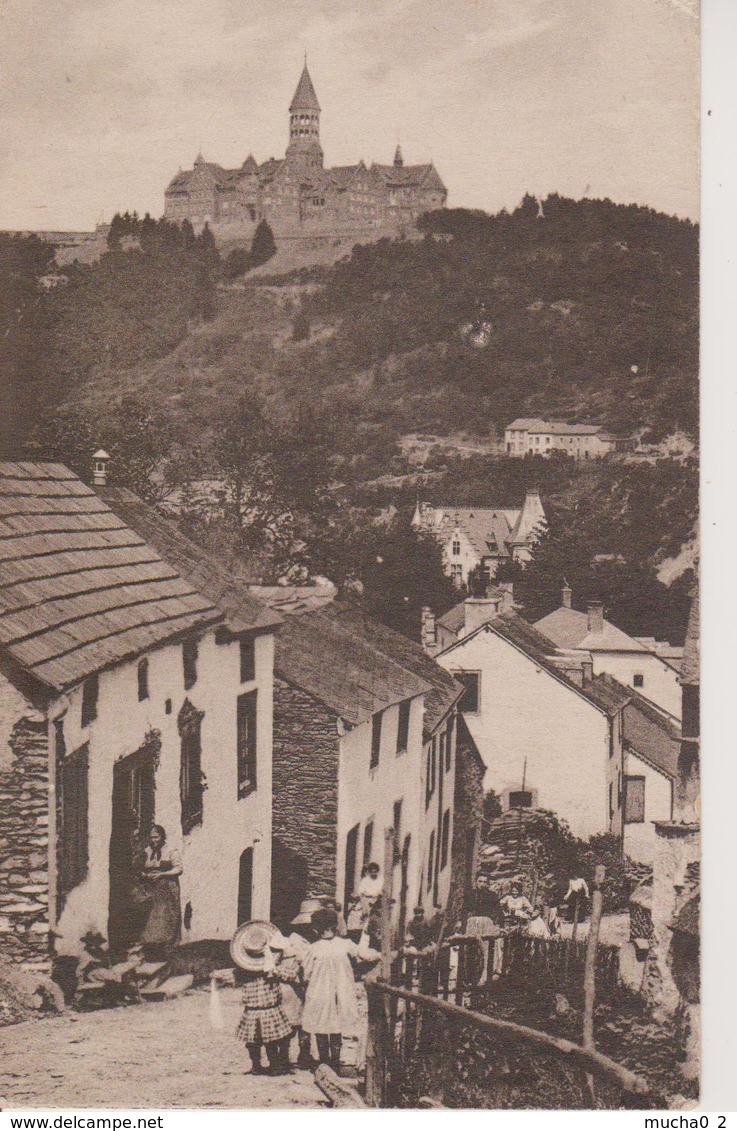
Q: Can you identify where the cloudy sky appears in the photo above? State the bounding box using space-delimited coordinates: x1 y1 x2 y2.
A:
0 0 699 230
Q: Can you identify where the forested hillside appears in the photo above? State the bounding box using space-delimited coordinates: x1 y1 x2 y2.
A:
1 196 699 640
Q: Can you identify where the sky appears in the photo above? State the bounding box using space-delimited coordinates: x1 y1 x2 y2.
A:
0 0 699 230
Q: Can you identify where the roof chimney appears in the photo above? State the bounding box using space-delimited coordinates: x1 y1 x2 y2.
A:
587 601 604 635
421 606 437 656
463 597 501 636
92 449 110 487
561 584 572 609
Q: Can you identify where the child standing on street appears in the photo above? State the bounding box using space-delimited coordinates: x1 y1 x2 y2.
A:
232 922 293 1076
302 908 380 1069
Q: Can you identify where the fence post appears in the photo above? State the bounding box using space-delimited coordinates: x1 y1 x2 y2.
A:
364 980 386 1107
382 827 395 980
582 864 605 1106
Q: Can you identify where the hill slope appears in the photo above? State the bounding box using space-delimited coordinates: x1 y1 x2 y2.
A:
65 195 698 466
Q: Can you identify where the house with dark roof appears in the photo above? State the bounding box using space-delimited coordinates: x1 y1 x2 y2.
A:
250 589 464 929
536 587 683 718
428 595 637 844
0 459 279 968
411 491 546 588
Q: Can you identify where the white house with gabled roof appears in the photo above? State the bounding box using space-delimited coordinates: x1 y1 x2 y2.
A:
536 588 683 719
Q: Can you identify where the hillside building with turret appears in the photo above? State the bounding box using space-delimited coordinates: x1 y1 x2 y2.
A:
164 63 447 236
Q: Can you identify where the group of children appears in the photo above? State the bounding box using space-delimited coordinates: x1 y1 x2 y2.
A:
233 897 382 1076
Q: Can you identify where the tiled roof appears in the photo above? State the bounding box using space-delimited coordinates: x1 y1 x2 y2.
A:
418 506 521 558
323 602 463 738
506 418 603 436
98 488 280 636
274 610 431 726
506 418 549 431
0 464 224 693
436 600 467 634
370 163 446 192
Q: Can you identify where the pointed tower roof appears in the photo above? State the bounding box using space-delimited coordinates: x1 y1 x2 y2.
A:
290 62 320 112
394 144 404 167
508 489 547 545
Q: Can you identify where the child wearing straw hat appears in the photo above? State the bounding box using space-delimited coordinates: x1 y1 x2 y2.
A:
231 921 293 1075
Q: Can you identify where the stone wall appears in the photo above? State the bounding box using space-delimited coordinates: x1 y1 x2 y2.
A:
271 679 339 924
0 718 50 971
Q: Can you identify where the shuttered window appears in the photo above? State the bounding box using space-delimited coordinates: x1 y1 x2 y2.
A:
137 658 149 701
240 637 256 683
178 699 204 834
370 711 382 769
81 674 98 727
57 743 89 905
183 639 199 690
624 776 646 824
440 808 451 870
237 690 258 798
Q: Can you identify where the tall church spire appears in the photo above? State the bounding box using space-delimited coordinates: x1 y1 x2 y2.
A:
286 61 323 171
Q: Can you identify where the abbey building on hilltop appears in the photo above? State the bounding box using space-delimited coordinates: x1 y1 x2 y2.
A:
164 63 447 234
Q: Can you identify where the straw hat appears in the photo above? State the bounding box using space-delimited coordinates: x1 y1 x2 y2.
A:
80 930 106 947
230 920 280 972
290 898 324 926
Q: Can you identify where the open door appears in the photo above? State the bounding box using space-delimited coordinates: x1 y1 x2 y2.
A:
108 747 156 956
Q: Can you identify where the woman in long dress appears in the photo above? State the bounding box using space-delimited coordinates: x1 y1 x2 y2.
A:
302 908 380 1068
138 825 182 957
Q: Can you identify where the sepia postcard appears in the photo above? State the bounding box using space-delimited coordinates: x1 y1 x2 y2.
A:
0 0 710 1116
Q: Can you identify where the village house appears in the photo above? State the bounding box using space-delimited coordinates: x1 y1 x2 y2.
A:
0 459 279 971
424 595 680 861
504 418 634 459
536 588 683 719
262 598 464 931
411 491 546 587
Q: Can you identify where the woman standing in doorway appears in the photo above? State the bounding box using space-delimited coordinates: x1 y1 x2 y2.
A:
138 825 182 958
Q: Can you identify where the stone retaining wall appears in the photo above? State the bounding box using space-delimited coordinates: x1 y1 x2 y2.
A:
0 717 50 971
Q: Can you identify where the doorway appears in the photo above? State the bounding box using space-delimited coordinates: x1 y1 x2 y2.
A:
108 745 156 956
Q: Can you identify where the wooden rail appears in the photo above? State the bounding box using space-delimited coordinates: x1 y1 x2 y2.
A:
365 979 649 1099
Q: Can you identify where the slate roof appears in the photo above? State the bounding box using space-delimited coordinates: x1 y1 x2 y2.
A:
370 163 446 193
418 506 522 559
506 418 604 436
289 64 320 112
98 488 280 637
439 608 630 717
535 606 681 669
323 602 463 738
274 609 431 726
0 464 225 693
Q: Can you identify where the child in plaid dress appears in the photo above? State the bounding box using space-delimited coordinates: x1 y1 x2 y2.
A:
236 967 293 1074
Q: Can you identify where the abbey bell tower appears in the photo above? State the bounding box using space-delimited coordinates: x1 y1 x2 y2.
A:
286 61 324 171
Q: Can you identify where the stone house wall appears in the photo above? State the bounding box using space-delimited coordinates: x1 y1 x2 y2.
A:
0 718 50 971
271 679 340 924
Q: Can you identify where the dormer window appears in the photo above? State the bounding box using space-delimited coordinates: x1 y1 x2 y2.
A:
452 539 461 556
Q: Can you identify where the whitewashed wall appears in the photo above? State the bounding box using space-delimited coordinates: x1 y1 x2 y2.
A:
623 749 673 864
51 628 274 955
590 651 682 719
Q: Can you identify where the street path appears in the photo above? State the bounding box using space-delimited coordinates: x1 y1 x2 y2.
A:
0 987 324 1110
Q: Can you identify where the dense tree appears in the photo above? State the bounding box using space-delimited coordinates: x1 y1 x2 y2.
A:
250 220 277 268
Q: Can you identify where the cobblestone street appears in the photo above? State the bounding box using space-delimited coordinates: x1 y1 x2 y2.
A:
0 987 324 1110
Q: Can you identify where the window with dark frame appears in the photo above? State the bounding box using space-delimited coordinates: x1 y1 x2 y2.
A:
57 743 89 905
633 673 644 688
624 776 646 823
427 831 435 892
370 711 383 769
455 671 480 714
393 799 403 853
439 732 446 775
396 699 411 754
363 819 374 868
440 808 451 870
80 674 99 727
183 639 199 690
178 699 204 834
137 658 149 701
237 690 258 798
608 782 614 823
240 637 256 683
445 718 453 772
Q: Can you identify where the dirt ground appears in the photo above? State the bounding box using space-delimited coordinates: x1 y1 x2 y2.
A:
0 986 324 1110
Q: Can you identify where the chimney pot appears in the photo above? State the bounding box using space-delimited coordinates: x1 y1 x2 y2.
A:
587 601 604 634
562 585 572 609
92 449 110 487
